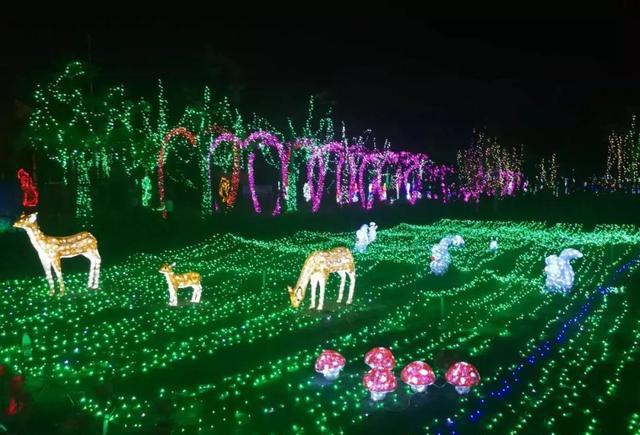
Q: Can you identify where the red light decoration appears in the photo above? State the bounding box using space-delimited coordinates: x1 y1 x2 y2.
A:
314 350 346 380
445 361 480 394
401 361 436 393
363 368 397 401
364 347 396 370
17 169 39 208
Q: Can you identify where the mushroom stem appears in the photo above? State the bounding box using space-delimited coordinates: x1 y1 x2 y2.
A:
370 391 387 401
322 368 341 380
410 384 427 393
455 386 471 395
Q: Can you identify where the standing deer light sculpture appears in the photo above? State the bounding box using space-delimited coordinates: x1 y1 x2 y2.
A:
288 247 356 311
13 212 100 295
159 262 202 306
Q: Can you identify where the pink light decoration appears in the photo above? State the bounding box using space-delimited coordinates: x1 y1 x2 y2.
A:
209 131 289 216
363 368 397 401
244 131 289 216
158 127 197 219
445 361 481 394
364 347 396 370
314 350 346 380
17 169 38 208
401 361 436 393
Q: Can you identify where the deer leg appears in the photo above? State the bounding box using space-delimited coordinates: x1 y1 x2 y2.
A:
168 286 177 306
51 257 64 296
191 285 201 303
347 271 356 304
317 274 327 310
310 276 317 309
337 271 346 303
41 259 55 296
91 251 101 289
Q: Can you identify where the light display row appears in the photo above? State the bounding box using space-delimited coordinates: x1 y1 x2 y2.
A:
1 219 638 432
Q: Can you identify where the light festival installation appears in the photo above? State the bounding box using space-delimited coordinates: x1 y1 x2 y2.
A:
314 350 346 380
17 169 39 208
363 368 397 401
287 247 356 310
489 238 499 253
0 220 638 432
544 248 584 293
364 347 396 370
452 234 465 248
445 361 481 394
158 262 202 306
401 361 436 393
430 237 453 275
367 222 378 243
13 212 100 295
354 224 370 254
158 127 198 219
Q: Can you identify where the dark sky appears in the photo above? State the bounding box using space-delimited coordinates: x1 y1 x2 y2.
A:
2 5 640 174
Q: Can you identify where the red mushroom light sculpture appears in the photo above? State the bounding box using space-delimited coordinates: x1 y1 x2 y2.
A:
401 361 436 393
363 368 397 401
315 350 346 380
364 347 396 370
445 361 480 394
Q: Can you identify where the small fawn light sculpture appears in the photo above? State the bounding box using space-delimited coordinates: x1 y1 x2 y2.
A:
159 262 202 306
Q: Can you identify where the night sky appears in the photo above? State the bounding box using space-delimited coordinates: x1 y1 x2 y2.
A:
2 5 640 174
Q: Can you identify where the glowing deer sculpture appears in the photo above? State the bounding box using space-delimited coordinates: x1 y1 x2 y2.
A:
288 247 356 311
159 262 202 306
13 212 100 295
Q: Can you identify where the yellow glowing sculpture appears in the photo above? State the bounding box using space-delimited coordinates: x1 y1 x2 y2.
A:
159 262 202 306
13 212 101 295
287 247 356 310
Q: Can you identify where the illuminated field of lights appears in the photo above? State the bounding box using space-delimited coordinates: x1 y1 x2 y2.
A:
2 219 640 434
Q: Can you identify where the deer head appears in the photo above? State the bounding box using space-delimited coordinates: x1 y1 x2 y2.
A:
159 262 175 274
287 285 303 308
13 212 38 230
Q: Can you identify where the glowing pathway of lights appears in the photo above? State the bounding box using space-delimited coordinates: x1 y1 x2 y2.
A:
1 220 639 433
432 253 640 435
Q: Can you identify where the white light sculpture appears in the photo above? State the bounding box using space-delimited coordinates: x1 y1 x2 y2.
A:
544 248 583 293
13 212 101 295
452 234 465 248
159 262 202 306
489 238 498 253
430 237 452 276
367 222 378 244
355 224 370 253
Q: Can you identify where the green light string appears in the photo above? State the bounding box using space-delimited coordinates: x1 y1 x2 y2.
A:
2 220 638 432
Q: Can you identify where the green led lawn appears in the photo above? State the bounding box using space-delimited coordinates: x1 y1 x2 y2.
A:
2 219 639 433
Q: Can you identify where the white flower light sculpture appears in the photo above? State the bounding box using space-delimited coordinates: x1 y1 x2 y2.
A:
13 212 101 295
430 237 452 276
355 224 370 254
159 262 202 306
544 248 583 293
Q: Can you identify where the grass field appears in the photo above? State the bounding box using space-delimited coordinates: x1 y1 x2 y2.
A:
1 219 640 434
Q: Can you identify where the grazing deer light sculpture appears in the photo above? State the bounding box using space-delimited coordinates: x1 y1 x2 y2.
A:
13 212 101 295
287 247 356 311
